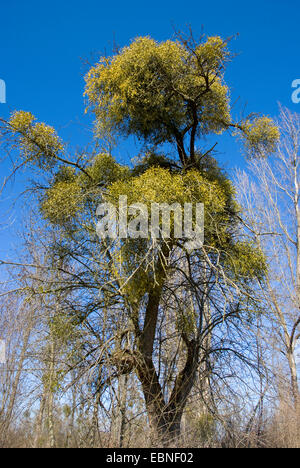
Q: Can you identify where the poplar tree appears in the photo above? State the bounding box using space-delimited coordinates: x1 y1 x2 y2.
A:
1 31 279 444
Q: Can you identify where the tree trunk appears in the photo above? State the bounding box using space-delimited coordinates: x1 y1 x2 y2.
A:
136 338 199 445
287 348 299 406
135 245 200 445
34 394 46 447
47 340 56 448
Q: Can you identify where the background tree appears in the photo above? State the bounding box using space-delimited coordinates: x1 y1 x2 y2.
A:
236 106 300 406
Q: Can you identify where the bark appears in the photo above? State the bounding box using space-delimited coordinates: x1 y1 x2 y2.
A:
163 339 199 441
136 290 200 443
287 348 299 406
118 374 128 448
89 390 100 448
135 247 169 442
34 394 46 448
47 340 56 448
134 244 204 444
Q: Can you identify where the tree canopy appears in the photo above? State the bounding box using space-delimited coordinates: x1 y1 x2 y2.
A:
0 31 280 444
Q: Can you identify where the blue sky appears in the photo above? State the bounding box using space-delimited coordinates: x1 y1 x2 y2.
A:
0 0 300 257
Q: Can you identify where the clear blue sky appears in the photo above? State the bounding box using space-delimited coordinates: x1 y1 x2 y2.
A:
0 0 299 257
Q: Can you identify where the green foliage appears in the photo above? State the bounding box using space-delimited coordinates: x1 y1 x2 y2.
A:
109 160 239 250
238 116 280 157
39 148 266 299
41 179 82 224
85 36 231 144
85 35 278 159
40 153 130 224
81 152 130 187
131 152 179 176
53 166 77 183
105 161 265 299
225 241 267 282
195 36 230 70
9 110 63 168
108 165 227 214
6 33 271 326
1 32 276 444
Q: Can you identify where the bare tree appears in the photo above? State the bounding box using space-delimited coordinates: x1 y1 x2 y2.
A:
0 293 37 447
236 106 300 405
